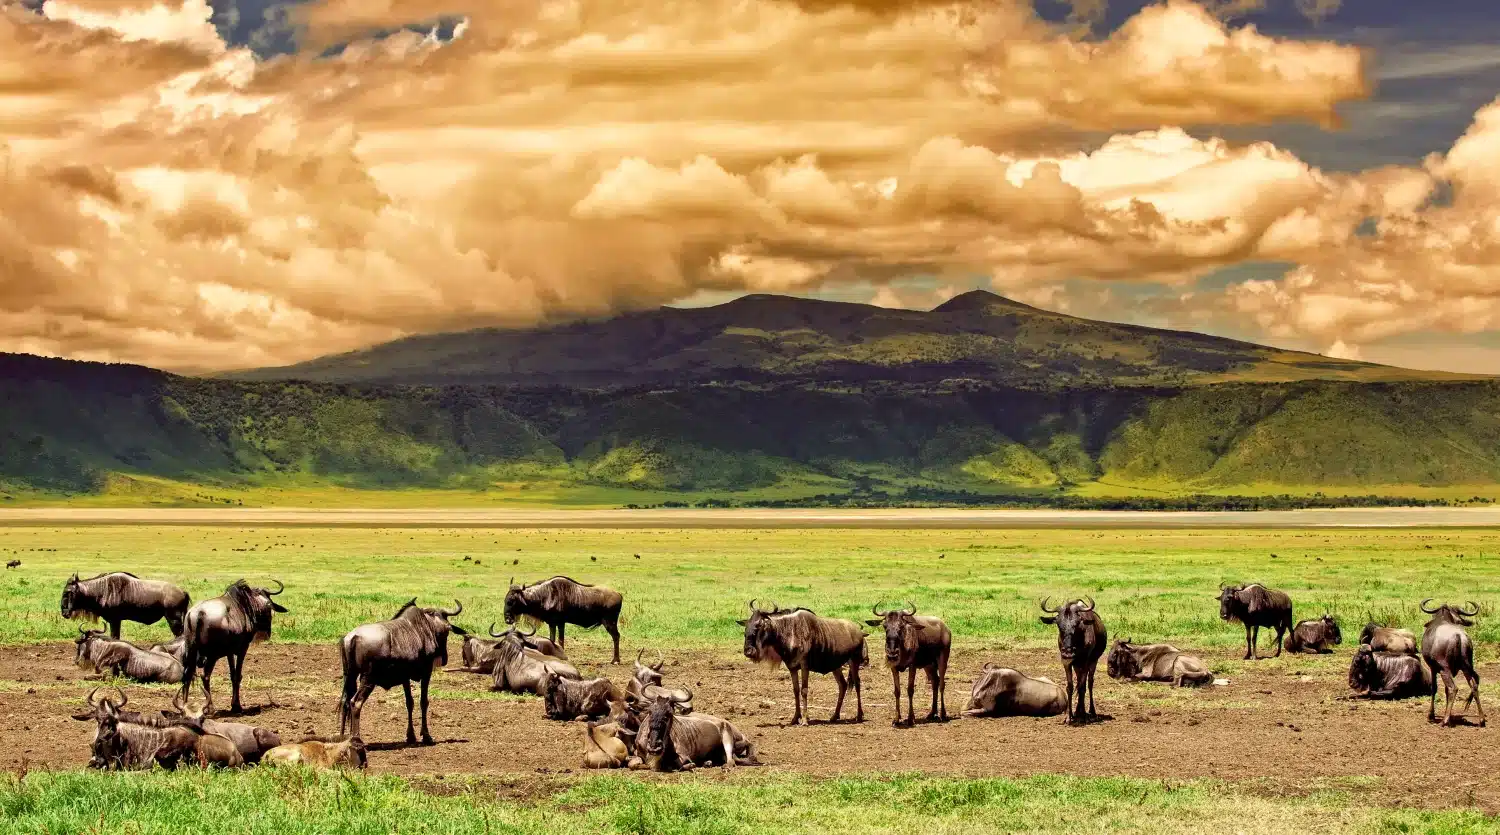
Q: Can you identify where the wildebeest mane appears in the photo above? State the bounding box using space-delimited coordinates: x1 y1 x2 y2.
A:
1241 584 1290 614
79 571 139 582
385 605 442 658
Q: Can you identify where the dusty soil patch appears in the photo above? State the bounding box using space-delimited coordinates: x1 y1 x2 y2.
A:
2 642 1494 811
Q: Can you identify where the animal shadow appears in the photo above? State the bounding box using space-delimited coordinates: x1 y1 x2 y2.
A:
367 737 468 752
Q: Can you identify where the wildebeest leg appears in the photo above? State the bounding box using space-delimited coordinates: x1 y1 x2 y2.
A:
906 666 917 725
107 619 121 640
800 667 813 725
199 657 217 715
1426 659 1440 722
402 681 416 744
719 728 737 769
936 647 950 721
1462 668 1486 727
227 652 245 714
831 668 848 722
345 682 375 740
1440 668 1458 726
548 623 557 644
787 663 803 726
851 660 863 722
1086 666 1097 718
1249 625 1260 660
890 668 903 728
924 666 940 721
1062 665 1076 725
1272 621 1286 658
605 619 621 664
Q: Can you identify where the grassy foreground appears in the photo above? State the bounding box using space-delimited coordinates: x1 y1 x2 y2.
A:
1 769 1494 835
1 526 1497 651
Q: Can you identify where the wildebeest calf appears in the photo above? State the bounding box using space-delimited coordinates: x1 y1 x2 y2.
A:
582 720 632 769
262 737 368 769
1420 599 1486 727
1284 614 1342 654
740 600 867 726
1348 644 1432 700
630 691 758 772
865 602 951 727
962 664 1067 718
1359 622 1417 655
539 670 621 721
1039 597 1106 724
1106 640 1213 687
1218 583 1293 660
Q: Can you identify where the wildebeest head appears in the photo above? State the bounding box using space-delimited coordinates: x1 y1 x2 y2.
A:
1348 643 1380 692
736 599 783 664
637 689 693 760
74 627 106 669
1217 584 1245 621
1420 599 1479 628
503 578 529 624
1039 597 1097 659
633 649 665 687
60 573 84 619
74 687 129 769
224 579 288 639
393 598 466 665
538 669 567 717
1317 613 1342 645
1358 621 1380 645
864 601 920 666
1105 639 1139 679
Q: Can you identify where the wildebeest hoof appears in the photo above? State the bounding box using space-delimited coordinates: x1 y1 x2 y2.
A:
421 736 436 746
893 719 911 729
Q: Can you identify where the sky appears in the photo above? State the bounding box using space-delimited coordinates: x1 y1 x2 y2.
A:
2 0 1500 374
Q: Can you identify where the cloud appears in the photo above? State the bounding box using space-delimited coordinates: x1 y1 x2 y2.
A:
0 0 1427 373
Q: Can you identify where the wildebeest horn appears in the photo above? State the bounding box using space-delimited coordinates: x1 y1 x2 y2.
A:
1082 596 1096 612
442 600 463 617
750 598 766 614
267 579 284 596
113 687 128 709
673 687 693 704
171 691 186 712
78 624 88 635
508 576 514 586
637 648 646 663
517 621 536 637
1420 598 1438 613
489 622 505 638
655 649 665 669
871 603 886 617
903 600 917 615
1039 596 1057 613
1459 601 1480 616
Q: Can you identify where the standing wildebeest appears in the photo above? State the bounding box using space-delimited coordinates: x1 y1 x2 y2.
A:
1039 597 1106 725
1106 640 1213 687
338 599 467 745
864 601 951 727
60 572 190 639
1284 614 1342 654
538 670 622 721
1359 622 1418 655
631 691 758 771
1348 644 1433 700
262 737 368 769
488 623 581 694
962 664 1067 718
160 693 282 763
504 576 623 663
1218 583 1293 660
180 579 287 715
1420 599 1486 727
74 628 184 684
739 600 868 726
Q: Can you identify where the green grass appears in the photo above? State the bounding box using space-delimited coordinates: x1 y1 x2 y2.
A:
4 526 1499 651
1 769 1494 835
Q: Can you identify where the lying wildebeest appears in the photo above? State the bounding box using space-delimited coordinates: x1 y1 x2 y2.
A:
160 692 282 763
505 576 623 663
338 599 466 745
181 579 287 715
623 649 692 709
1349 643 1433 700
962 663 1067 718
1218 583 1293 660
1284 614 1342 654
740 600 867 726
1106 639 1213 687
631 690 758 771
865 602 950 727
149 635 187 665
454 626 565 674
1359 622 1417 655
1039 597 1106 724
61 571 190 640
539 670 622 721
489 622 581 694
262 736 368 769
582 720 632 769
1420 599 1486 727
74 628 184 684
74 688 238 770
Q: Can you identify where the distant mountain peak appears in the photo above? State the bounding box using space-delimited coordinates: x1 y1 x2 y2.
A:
932 289 1039 314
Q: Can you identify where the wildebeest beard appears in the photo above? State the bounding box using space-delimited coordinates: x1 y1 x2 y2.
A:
1106 645 1137 679
640 699 675 759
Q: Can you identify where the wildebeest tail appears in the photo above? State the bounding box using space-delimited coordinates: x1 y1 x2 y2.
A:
337 635 358 729
178 616 201 699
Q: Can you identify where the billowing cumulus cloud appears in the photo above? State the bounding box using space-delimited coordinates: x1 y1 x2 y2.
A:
0 0 1479 373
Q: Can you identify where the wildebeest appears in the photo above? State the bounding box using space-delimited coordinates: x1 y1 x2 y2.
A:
582 720 631 769
739 600 867 726
1348 643 1433 700
74 628 184 684
631 691 758 771
1217 583 1293 660
262 737 368 769
60 572 190 639
338 599 466 745
180 579 288 715
1105 640 1213 687
864 602 951 727
160 693 282 763
1358 622 1418 655
1420 599 1486 727
489 623 582 694
73 688 228 770
1284 614 1342 654
539 670 622 721
149 635 187 665
5 559 18 569
962 664 1067 718
453 624 565 674
623 649 692 709
1039 597 1106 724
504 576 623 663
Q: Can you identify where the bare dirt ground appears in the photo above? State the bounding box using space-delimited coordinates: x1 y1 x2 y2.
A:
2 642 1496 810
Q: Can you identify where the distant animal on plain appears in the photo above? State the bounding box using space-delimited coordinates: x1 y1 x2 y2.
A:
5 559 18 569
1217 583 1293 660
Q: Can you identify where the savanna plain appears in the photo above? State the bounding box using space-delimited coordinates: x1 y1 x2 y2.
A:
1 522 1497 834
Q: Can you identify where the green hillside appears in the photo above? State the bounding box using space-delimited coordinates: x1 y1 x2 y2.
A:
7 351 1500 506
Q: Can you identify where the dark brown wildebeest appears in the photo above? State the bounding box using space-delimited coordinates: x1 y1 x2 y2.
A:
630 690 758 772
338 599 467 745
504 576 623 663
1348 643 1433 700
180 579 288 715
962 664 1067 718
739 600 868 726
1039 597 1106 725
61 572 190 639
489 623 581 694
1419 599 1486 727
262 737 368 769
624 649 692 707
539 670 622 721
1105 639 1213 687
864 601 951 727
5 559 19 569
1217 583 1293 660
149 635 187 665
1358 622 1417 655
1284 614 1342 654
74 628 184 684
161 693 282 763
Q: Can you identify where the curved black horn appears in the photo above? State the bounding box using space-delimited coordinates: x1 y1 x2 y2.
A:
637 648 646 663
267 579 284 596
871 603 886 617
114 687 128 709
1420 598 1438 613
903 600 917 615
1039 596 1057 613
655 649 665 669
517 621 537 638
1459 600 1480 616
489 622 505 638
86 687 99 708
442 600 463 618
78 624 88 635
1082 596 1096 612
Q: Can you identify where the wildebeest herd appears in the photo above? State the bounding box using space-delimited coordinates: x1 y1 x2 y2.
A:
54 571 1488 775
